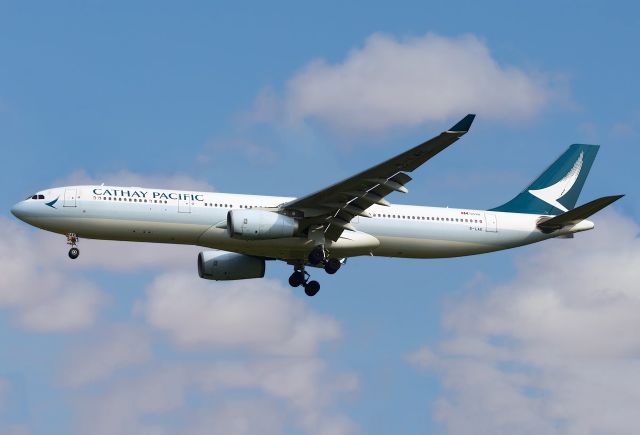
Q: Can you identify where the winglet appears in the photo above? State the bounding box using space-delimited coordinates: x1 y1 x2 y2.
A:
448 114 476 133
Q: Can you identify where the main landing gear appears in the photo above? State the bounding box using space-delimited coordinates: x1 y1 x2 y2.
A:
288 246 343 297
66 233 80 259
288 267 321 297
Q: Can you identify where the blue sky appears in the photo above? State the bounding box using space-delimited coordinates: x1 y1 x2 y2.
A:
1 2 639 434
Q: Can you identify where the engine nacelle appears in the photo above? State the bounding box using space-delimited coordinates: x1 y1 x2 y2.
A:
227 209 298 240
197 250 265 280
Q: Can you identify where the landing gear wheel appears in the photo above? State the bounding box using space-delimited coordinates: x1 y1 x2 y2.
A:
66 233 80 260
324 258 341 274
308 246 325 266
288 271 305 287
304 280 320 297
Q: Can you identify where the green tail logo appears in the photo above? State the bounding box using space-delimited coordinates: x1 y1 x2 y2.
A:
491 144 599 215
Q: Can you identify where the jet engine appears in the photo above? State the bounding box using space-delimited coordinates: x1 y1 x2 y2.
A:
197 250 265 280
227 209 298 240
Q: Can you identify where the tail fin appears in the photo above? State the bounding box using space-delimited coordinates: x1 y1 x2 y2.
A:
491 144 599 215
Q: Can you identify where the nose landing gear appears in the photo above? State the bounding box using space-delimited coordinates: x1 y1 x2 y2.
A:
66 233 80 259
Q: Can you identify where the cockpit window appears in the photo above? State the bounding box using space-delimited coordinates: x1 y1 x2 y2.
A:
27 194 46 200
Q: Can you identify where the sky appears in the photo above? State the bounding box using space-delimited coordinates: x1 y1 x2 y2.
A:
1 1 639 434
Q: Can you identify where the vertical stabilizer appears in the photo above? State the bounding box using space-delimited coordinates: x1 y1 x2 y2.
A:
491 144 599 215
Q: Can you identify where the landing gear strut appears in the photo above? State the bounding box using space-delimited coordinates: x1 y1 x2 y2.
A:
288 246 344 297
288 265 321 297
66 233 80 259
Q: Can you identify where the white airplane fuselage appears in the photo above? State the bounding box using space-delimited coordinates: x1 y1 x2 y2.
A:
10 185 594 261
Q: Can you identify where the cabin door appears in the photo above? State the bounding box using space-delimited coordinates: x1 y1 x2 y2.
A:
178 197 191 213
64 188 77 207
484 213 497 232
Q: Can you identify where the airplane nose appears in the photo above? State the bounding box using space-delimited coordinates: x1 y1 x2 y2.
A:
11 201 27 220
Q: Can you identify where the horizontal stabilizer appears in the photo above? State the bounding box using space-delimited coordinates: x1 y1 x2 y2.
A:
537 195 624 233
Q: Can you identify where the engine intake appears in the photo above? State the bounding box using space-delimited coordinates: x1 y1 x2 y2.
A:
227 209 298 240
197 250 265 280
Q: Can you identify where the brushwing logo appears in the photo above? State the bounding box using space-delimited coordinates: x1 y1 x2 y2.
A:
528 151 584 212
45 196 60 209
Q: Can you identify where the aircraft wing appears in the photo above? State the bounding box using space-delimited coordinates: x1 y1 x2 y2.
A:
282 114 476 241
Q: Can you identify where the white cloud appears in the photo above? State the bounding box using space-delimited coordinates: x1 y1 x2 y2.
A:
187 399 285 435
405 346 436 369
63 325 152 386
74 358 357 435
142 272 341 356
65 268 355 434
55 169 214 191
261 33 558 133
407 210 640 435
0 218 104 331
74 365 188 435
197 138 277 167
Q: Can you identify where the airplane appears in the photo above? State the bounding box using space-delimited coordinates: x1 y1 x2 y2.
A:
10 114 623 297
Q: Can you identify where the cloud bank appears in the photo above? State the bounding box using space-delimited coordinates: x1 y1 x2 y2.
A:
408 211 640 435
143 272 341 356
256 33 559 133
0 218 104 331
